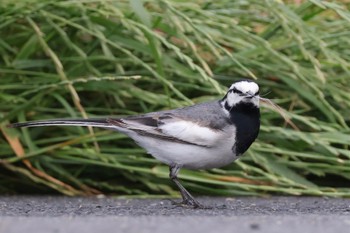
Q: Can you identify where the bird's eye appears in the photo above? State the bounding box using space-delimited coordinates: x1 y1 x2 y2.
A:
231 88 243 95
255 91 260 96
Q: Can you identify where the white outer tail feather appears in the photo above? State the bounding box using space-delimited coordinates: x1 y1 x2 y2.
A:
8 119 116 129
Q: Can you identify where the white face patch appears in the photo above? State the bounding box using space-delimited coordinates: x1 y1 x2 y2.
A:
230 81 259 96
222 81 260 110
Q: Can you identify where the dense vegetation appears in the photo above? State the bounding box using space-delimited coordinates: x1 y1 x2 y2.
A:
1 0 350 197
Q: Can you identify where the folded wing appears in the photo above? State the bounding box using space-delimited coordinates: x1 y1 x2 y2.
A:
108 113 224 147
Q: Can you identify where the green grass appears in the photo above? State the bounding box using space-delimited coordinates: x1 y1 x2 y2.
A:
0 0 350 197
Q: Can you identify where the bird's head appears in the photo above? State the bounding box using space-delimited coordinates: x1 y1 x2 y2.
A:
221 80 260 112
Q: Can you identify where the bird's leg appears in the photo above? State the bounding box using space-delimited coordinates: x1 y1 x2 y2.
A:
169 164 203 208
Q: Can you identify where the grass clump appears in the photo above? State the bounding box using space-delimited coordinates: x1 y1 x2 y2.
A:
0 0 350 197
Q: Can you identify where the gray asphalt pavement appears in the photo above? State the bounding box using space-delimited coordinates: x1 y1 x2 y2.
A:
1 196 350 233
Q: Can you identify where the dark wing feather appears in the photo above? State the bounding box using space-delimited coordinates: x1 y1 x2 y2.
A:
107 117 210 147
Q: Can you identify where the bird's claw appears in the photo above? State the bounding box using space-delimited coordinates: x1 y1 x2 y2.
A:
170 199 211 209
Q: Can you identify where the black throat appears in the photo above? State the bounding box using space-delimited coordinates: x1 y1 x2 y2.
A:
226 101 260 156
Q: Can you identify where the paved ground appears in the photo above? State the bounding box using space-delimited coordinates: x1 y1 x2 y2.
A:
1 196 350 233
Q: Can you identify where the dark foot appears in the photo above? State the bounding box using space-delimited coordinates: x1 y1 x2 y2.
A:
168 165 212 209
170 199 211 209
214 204 228 209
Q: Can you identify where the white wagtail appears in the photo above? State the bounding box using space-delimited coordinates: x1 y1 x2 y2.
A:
8 79 260 208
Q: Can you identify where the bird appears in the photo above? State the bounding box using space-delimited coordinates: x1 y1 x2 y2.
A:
8 79 261 208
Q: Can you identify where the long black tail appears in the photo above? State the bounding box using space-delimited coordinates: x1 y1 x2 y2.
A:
7 118 116 129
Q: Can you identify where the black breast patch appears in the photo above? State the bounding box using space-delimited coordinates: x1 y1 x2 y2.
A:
229 102 260 155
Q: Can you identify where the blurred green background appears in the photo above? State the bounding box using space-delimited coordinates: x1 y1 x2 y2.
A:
1 0 350 197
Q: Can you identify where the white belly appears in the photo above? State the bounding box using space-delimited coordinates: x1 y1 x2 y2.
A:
129 132 238 169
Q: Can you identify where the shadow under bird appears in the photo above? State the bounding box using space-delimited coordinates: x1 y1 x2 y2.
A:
8 80 261 208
